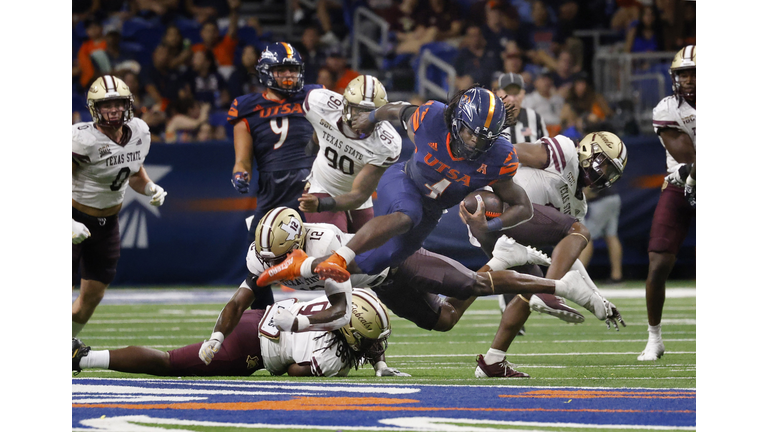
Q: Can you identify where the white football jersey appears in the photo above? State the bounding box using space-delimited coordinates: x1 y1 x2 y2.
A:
652 96 696 172
514 135 588 222
260 295 350 377
303 88 401 209
72 118 152 209
243 222 387 293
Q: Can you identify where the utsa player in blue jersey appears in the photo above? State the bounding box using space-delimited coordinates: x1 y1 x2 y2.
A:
257 86 534 285
228 42 323 237
228 42 322 308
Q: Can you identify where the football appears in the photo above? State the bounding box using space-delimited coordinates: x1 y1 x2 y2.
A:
462 190 504 220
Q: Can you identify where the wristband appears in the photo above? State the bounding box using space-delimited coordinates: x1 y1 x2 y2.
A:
295 314 310 332
368 109 378 123
210 331 224 343
486 217 503 232
317 197 336 212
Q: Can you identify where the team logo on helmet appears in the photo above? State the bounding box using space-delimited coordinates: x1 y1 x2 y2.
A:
254 207 306 266
577 132 628 190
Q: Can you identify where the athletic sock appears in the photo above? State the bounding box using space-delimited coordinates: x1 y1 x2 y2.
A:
484 348 506 364
72 322 86 338
648 324 662 342
81 350 110 369
334 246 356 265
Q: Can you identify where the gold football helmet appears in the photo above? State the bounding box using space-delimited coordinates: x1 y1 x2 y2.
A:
254 207 306 266
342 75 388 137
670 45 695 103
340 289 391 352
86 75 135 128
577 131 628 190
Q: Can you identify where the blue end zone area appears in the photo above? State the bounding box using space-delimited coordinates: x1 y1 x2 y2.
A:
73 378 695 430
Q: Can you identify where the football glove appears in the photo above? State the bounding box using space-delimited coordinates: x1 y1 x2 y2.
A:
144 183 167 206
664 163 691 188
274 307 298 332
231 171 250 194
685 176 695 208
72 219 91 244
198 331 224 365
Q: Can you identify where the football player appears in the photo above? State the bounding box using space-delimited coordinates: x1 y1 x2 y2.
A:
72 75 168 338
261 87 535 284
298 75 402 233
73 289 406 377
465 131 628 377
228 41 322 309
228 42 321 238
639 45 696 361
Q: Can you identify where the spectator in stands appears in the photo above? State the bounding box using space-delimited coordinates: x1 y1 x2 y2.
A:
315 0 349 47
184 0 230 23
560 72 613 136
610 0 641 37
91 30 141 78
495 72 548 144
227 45 261 98
525 0 558 62
673 0 695 48
143 43 185 111
162 24 193 70
316 66 335 89
454 25 502 91
77 17 107 90
521 71 564 136
164 97 211 143
324 47 360 94
623 4 666 53
395 0 463 55
182 49 230 109
134 0 180 23
480 0 518 57
499 41 537 91
191 0 240 69
195 121 227 142
295 25 327 85
579 186 624 284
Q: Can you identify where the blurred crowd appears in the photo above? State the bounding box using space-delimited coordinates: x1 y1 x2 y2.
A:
72 0 696 144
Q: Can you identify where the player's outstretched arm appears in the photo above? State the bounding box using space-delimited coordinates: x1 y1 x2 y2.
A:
302 164 388 213
513 142 549 168
199 287 255 365
274 290 351 333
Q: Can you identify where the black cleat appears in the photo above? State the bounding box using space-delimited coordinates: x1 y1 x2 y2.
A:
72 338 90 375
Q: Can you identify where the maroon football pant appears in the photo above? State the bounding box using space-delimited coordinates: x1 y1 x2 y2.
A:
168 309 265 376
647 184 695 255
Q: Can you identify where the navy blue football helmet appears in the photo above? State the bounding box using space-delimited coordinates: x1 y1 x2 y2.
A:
256 42 305 95
450 87 506 160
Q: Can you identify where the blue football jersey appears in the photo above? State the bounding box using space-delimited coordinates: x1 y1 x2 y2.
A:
404 101 520 209
227 85 323 172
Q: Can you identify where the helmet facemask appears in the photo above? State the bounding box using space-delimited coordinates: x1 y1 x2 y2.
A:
451 120 500 161
448 88 506 161
577 131 627 191
91 97 134 128
580 149 623 190
86 75 135 128
341 75 388 138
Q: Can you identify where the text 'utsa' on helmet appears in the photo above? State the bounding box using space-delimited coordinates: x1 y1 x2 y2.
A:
86 75 135 128
447 87 507 161
342 75 388 138
339 289 391 356
576 131 628 190
256 42 305 95
253 207 307 266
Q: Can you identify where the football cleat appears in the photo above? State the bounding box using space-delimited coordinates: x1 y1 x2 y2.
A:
491 235 552 269
72 338 91 375
530 294 585 324
559 270 612 320
315 252 350 282
637 339 665 361
474 354 529 378
256 249 308 287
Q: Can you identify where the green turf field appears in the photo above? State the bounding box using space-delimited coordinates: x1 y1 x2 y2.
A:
74 280 695 388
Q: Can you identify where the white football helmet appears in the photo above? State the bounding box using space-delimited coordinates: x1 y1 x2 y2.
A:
86 75 135 128
253 207 306 266
339 289 391 353
670 45 695 104
577 131 628 190
342 75 388 137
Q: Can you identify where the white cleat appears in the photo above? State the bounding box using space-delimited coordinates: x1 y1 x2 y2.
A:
638 339 665 361
530 294 585 324
491 235 552 268
559 270 611 320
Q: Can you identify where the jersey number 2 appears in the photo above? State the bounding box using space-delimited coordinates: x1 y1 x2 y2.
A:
270 118 289 149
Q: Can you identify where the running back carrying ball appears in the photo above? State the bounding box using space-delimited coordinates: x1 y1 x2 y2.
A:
462 190 505 220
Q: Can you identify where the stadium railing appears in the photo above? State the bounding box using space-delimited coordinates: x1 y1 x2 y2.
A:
417 49 457 100
351 6 390 72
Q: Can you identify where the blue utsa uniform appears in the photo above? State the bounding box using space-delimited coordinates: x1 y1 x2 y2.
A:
355 100 520 274
228 84 324 233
